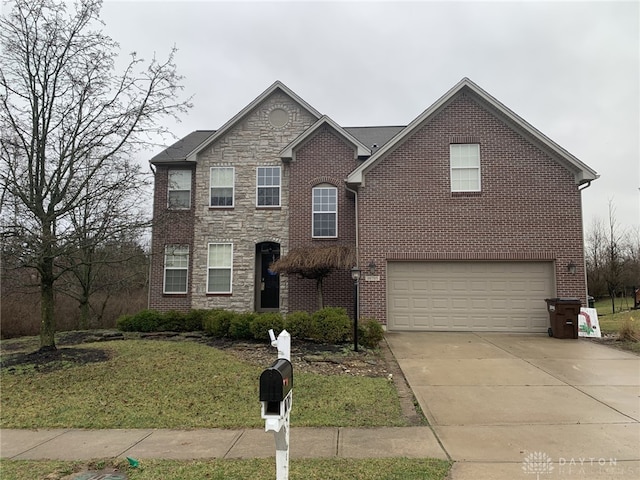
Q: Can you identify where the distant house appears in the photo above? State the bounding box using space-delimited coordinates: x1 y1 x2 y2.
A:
148 78 598 332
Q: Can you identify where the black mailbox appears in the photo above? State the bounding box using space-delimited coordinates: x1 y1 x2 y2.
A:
260 358 293 403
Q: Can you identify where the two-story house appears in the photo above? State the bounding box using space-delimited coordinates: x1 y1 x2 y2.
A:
148 78 598 333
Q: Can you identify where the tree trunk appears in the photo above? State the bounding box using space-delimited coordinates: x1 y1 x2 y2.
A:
316 277 324 310
39 258 56 351
79 296 90 330
39 219 56 351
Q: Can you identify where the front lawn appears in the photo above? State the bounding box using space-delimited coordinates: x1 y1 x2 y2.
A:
0 339 406 429
0 458 452 480
591 299 640 354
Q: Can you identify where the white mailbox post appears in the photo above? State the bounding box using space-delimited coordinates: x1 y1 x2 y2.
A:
260 329 292 480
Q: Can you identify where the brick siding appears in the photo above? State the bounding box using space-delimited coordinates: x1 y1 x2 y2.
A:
357 92 587 323
287 125 358 315
148 165 196 312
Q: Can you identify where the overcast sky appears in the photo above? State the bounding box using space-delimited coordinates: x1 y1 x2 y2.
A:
101 0 639 235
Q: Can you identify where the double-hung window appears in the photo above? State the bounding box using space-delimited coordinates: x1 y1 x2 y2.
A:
167 169 191 209
312 185 337 238
207 243 233 293
163 245 189 294
210 167 234 207
256 166 281 207
450 144 481 192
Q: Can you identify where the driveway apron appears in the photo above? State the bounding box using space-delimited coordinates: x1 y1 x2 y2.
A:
385 332 640 479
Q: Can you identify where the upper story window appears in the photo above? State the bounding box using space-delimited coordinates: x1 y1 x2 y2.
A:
312 185 337 238
167 169 191 209
450 144 481 192
256 166 281 207
210 167 234 207
207 243 233 294
164 245 189 294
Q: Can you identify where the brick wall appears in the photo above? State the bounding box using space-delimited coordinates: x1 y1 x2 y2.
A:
288 125 358 315
357 92 587 323
149 165 195 312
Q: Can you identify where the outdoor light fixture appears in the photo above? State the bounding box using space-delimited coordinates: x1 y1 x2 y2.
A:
567 261 577 275
367 261 376 275
351 266 361 352
351 266 362 282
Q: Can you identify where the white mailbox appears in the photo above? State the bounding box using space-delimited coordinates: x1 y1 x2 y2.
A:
260 329 292 480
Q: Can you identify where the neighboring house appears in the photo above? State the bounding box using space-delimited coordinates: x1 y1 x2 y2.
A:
149 78 598 333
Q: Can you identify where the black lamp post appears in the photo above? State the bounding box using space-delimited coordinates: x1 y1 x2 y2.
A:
351 266 361 352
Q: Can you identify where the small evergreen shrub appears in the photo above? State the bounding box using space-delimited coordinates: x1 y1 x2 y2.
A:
160 310 186 331
285 311 315 339
250 312 285 341
116 309 164 332
312 307 351 343
358 317 385 349
229 312 257 340
184 309 208 331
203 309 236 338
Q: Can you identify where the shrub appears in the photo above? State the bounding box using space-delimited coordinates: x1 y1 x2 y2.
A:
229 312 257 340
115 314 135 332
250 312 284 341
312 307 351 343
285 311 315 340
116 309 163 332
203 309 236 338
358 317 385 349
619 316 639 342
160 310 186 331
184 309 208 331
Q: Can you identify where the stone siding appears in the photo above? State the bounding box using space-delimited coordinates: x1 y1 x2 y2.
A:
189 92 318 313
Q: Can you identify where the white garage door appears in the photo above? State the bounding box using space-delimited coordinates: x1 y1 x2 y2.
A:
387 262 555 332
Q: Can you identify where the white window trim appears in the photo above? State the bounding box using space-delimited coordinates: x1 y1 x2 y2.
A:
210 167 235 208
206 242 233 294
450 143 481 192
312 185 338 238
163 245 189 294
167 169 191 210
256 166 281 207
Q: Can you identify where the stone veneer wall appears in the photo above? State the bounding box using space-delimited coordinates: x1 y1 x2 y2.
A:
190 92 318 313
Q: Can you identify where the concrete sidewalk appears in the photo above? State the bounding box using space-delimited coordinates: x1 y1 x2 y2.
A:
0 426 448 461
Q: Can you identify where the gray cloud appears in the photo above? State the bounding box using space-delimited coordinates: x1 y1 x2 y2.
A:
102 0 639 232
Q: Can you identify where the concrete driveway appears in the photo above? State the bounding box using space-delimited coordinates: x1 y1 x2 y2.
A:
385 332 640 479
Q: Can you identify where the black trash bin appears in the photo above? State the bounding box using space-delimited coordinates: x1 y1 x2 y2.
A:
545 298 581 339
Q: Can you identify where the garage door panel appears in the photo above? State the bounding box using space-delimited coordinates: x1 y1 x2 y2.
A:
388 261 554 332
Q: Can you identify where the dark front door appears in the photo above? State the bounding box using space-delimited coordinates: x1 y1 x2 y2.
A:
258 243 280 310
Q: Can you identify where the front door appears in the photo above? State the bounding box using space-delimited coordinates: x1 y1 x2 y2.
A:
257 243 280 311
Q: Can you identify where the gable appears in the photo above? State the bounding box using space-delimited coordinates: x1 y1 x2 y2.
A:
347 78 599 187
280 116 370 161
186 81 322 162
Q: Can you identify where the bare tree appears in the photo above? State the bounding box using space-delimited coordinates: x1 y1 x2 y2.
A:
585 217 607 297
270 245 356 309
605 200 624 312
0 0 191 350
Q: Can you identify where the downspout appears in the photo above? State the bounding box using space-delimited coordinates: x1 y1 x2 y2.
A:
345 183 359 267
577 179 593 304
